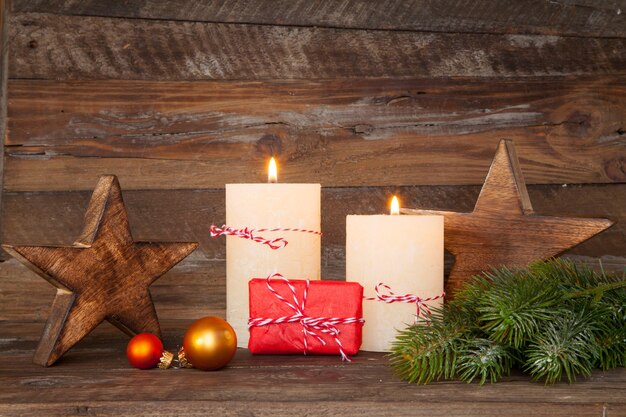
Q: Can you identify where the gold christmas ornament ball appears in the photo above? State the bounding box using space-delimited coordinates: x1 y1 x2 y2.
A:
182 316 237 371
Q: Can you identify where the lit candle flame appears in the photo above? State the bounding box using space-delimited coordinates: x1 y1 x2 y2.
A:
390 195 400 215
268 157 278 183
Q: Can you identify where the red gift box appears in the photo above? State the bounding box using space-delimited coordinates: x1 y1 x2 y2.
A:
248 276 364 358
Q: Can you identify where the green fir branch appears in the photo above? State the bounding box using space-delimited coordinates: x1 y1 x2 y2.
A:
391 259 626 385
457 338 513 384
524 308 599 384
470 269 562 349
390 306 472 384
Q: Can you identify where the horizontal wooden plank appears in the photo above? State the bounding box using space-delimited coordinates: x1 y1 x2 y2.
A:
1 322 624 416
0 320 625 416
1 184 623 322
4 251 622 323
0 401 614 417
9 13 626 80
2 185 623 258
4 318 626 369
11 0 626 38
5 77 626 191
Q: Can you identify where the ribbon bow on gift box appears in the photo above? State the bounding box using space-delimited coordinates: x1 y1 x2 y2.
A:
248 273 364 361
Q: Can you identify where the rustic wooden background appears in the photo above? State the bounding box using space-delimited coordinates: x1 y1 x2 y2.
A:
1 0 625 331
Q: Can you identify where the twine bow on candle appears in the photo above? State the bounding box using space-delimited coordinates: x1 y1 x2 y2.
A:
248 273 364 362
365 283 445 322
210 225 321 250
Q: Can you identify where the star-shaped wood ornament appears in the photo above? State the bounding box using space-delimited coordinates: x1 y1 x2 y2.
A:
2 175 198 366
401 140 614 295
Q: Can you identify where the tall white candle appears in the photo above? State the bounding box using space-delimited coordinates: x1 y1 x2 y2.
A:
226 159 320 347
346 196 443 352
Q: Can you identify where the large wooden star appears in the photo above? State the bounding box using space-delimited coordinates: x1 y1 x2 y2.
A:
402 140 614 295
2 175 198 366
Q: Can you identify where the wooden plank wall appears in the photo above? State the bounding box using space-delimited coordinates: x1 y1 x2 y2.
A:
0 0 8 225
1 0 625 324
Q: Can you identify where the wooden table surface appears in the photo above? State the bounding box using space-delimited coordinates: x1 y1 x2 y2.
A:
1 320 625 417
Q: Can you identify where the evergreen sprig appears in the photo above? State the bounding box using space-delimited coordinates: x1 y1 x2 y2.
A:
457 338 513 384
475 269 561 348
524 308 599 384
391 307 469 384
390 259 626 385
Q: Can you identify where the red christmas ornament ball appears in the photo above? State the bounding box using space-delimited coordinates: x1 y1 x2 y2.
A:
126 333 164 369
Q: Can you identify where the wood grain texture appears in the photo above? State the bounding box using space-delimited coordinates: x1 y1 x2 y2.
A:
11 0 626 38
5 77 626 191
2 184 623 260
2 4 624 411
0 402 616 417
0 320 625 417
3 252 624 323
2 175 198 366
0 253 225 322
8 13 626 80
0 0 8 241
2 253 624 325
402 140 613 294
1 184 623 323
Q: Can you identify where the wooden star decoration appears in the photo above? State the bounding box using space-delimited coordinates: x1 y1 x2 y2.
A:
401 139 614 295
2 175 198 366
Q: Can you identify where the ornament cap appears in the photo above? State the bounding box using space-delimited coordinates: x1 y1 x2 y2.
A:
177 347 193 369
158 350 174 369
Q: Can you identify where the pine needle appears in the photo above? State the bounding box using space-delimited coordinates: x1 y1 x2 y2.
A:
524 308 599 384
390 259 626 385
457 338 513 384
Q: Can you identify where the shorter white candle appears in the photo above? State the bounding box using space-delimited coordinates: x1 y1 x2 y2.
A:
346 195 444 352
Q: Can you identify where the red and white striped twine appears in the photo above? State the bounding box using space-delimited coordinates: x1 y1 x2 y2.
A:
248 273 364 362
365 283 445 322
210 225 321 250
